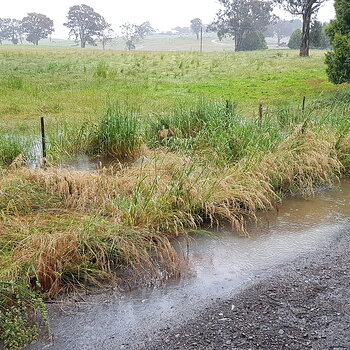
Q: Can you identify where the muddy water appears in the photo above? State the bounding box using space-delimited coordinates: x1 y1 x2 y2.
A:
27 181 350 350
27 149 118 171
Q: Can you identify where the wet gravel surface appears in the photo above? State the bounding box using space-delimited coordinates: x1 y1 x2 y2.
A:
139 231 350 350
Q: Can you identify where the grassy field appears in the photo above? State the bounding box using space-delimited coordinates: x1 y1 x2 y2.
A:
0 47 350 349
0 47 339 129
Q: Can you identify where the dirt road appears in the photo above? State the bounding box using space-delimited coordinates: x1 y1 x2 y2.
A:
140 230 350 350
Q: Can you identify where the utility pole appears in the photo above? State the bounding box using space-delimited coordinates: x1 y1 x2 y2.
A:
200 26 203 53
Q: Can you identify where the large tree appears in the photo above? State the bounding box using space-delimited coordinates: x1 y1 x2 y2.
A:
274 0 327 56
21 13 54 45
5 19 23 44
64 4 110 48
325 0 350 83
190 18 203 40
209 0 273 51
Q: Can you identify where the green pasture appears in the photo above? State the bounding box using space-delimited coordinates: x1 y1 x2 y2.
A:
0 47 340 131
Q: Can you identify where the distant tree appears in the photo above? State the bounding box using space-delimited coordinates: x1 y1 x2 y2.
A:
21 13 54 45
0 19 7 44
288 28 302 48
137 21 155 39
172 26 191 35
208 0 273 51
320 22 331 48
325 0 350 84
120 22 154 50
190 18 203 39
120 23 139 50
64 4 110 48
241 31 268 50
274 0 327 56
309 20 329 48
99 24 114 50
5 19 23 44
265 19 302 46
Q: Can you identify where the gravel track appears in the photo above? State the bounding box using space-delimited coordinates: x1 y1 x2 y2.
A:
139 230 350 350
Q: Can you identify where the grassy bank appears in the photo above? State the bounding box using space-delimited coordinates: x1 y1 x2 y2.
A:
1 89 350 348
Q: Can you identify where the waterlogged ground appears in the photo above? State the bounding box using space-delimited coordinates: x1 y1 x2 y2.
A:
144 227 350 350
26 181 350 350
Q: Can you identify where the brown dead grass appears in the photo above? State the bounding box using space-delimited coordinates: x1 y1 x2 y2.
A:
0 129 342 296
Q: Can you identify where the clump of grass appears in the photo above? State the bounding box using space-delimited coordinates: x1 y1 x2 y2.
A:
47 120 95 162
258 127 341 196
94 62 109 78
6 75 24 90
148 99 237 155
91 105 142 160
273 106 306 128
0 135 29 167
1 212 182 297
336 132 350 174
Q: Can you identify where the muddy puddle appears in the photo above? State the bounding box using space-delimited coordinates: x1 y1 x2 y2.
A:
26 144 120 171
26 181 350 350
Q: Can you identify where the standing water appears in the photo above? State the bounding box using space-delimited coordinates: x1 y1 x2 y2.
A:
27 181 350 350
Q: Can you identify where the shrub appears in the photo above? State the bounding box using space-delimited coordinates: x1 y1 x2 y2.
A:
240 31 268 51
325 33 350 84
325 0 350 84
288 29 302 49
0 282 48 350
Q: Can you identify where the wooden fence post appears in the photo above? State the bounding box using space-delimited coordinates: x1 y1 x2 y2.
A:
259 104 263 125
41 117 46 164
302 96 306 112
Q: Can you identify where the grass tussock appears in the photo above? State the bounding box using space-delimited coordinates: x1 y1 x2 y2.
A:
91 105 142 160
259 128 341 196
0 135 28 167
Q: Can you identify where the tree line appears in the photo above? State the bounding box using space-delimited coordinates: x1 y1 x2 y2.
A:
207 0 331 56
0 4 155 49
0 0 332 53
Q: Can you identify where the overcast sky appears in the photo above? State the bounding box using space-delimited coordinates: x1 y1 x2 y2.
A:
1 0 336 39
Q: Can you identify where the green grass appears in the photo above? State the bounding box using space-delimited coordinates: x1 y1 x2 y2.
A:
91 104 141 159
0 47 345 130
0 134 35 167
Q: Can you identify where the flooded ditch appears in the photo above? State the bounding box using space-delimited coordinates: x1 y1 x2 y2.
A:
26 180 350 350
